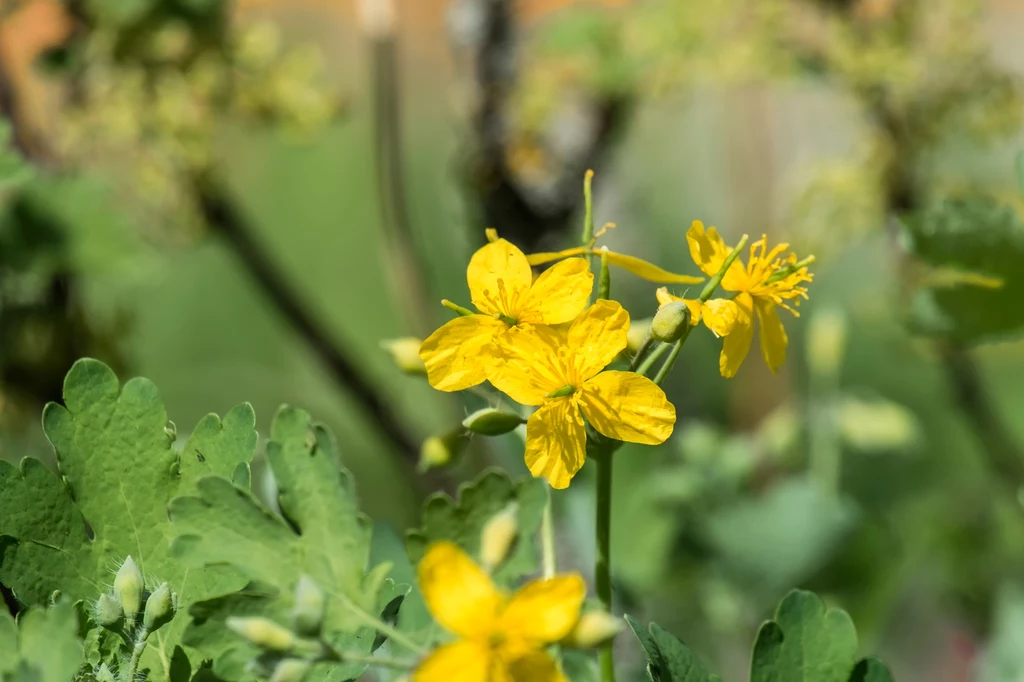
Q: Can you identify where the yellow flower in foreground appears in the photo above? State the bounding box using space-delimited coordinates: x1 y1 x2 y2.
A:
492 300 676 489
685 221 813 378
655 288 740 339
419 238 593 392
415 541 585 682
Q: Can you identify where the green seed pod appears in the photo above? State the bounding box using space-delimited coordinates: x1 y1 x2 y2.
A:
480 503 519 571
227 617 296 653
462 408 524 436
143 582 176 632
650 302 691 343
93 593 124 630
562 611 624 649
114 556 144 625
291 576 325 638
270 659 312 682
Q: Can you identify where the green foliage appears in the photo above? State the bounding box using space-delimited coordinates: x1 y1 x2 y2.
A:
980 584 1024 682
0 121 32 191
170 406 392 679
625 616 720 682
905 197 1024 343
405 469 547 586
0 601 83 682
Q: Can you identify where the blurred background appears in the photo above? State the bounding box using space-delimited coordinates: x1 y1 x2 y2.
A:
2 0 1024 680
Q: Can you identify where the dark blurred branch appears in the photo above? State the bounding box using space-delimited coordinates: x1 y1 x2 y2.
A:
193 173 422 464
467 0 632 251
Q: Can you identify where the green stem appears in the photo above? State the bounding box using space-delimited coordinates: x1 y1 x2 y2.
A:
581 170 595 245
765 255 816 285
123 628 149 682
653 328 691 386
441 299 475 317
598 248 611 300
594 446 616 682
699 234 749 302
635 342 670 378
332 591 428 655
541 488 557 579
329 651 415 670
628 334 653 372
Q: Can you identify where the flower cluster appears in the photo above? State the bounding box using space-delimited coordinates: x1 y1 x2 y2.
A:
412 213 812 489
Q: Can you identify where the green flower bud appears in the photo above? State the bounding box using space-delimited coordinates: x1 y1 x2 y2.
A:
114 556 144 625
626 318 652 355
143 582 176 632
291 576 325 637
381 338 426 376
462 408 524 436
562 610 624 649
650 302 691 343
95 663 116 682
270 659 312 682
227 617 296 653
480 503 519 571
93 593 124 630
418 429 469 473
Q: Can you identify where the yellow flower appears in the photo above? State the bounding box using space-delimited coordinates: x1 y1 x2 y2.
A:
491 300 676 489
485 228 704 286
684 221 813 378
414 541 585 682
654 288 740 339
419 238 593 392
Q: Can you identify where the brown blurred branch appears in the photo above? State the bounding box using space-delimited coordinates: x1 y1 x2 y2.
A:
467 0 633 251
193 173 422 464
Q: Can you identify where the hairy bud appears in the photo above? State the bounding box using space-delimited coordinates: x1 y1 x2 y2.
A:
480 504 519 571
114 556 144 625
143 582 176 632
270 659 312 682
650 302 691 343
462 408 524 436
381 338 427 376
291 576 325 637
562 611 624 649
93 593 124 630
228 617 296 653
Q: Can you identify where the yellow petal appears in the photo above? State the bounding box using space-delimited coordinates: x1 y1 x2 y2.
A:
655 287 702 325
719 293 755 378
468 239 533 316
755 297 789 374
420 316 503 392
578 371 675 445
686 221 745 290
490 326 569 406
518 258 593 325
501 574 586 645
413 640 493 682
605 251 703 284
524 398 586 490
526 246 588 266
417 541 504 639
701 298 740 337
567 300 629 383
505 651 569 682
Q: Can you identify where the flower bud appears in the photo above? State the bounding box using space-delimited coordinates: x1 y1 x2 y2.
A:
807 308 847 378
270 659 312 682
95 664 116 682
291 576 325 637
227 617 297 653
462 408 524 436
650 302 691 343
114 556 144 625
562 610 624 649
381 338 427 376
626 318 652 355
143 582 176 632
480 503 519 571
418 429 469 473
93 593 124 630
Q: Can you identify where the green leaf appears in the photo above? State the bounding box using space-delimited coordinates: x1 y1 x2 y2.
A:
702 479 857 596
0 120 32 191
750 590 857 682
904 197 1024 343
0 360 257 675
562 651 599 682
980 583 1024 682
625 615 719 682
171 405 388 635
405 469 547 586
848 659 894 682
0 601 82 682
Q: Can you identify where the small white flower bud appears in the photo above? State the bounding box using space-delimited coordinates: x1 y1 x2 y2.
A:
480 503 519 571
562 611 624 649
270 659 312 682
143 582 176 632
651 302 691 343
227 617 297 653
93 593 123 629
114 556 144 625
291 576 325 637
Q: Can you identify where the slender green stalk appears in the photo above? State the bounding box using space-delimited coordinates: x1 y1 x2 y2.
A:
598 248 611 301
326 651 415 670
593 445 616 682
635 342 670 378
541 489 557 579
699 234 749 302
123 629 149 682
331 590 428 655
581 170 595 245
628 334 653 372
441 299 474 316
765 255 816 285
653 331 689 386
